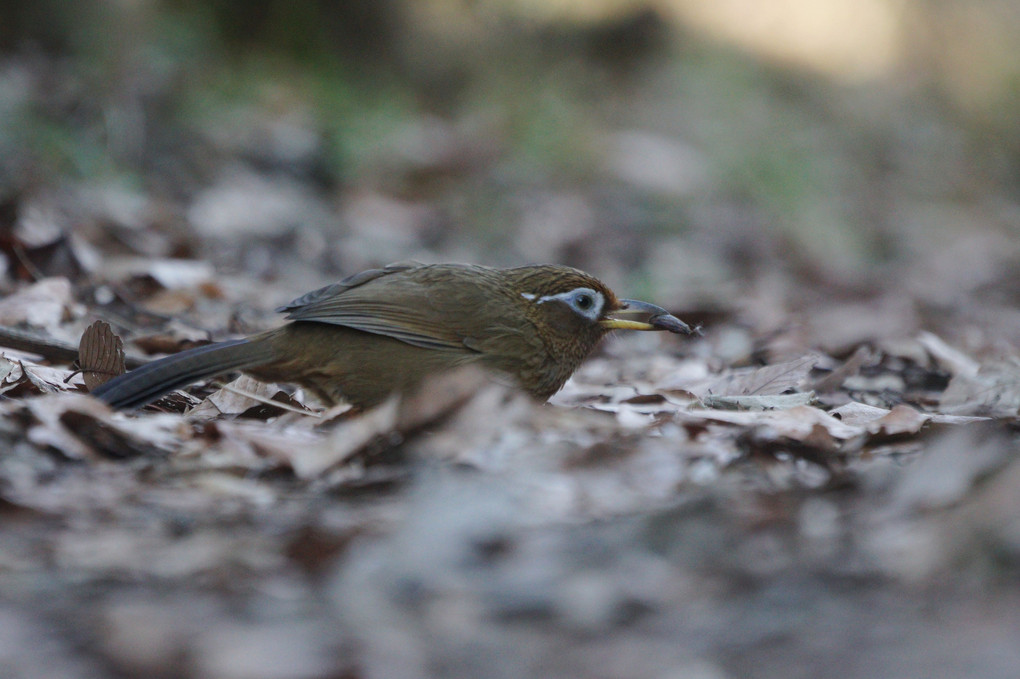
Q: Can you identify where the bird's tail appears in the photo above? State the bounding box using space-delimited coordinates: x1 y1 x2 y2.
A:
90 337 276 410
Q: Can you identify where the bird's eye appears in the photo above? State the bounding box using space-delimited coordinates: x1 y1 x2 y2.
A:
525 287 602 320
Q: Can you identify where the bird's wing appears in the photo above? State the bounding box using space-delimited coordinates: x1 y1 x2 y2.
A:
276 263 503 352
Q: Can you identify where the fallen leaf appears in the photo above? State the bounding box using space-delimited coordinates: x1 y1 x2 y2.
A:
194 419 323 472
812 345 874 393
831 401 989 430
59 410 155 459
916 331 980 377
693 355 819 398
0 355 26 395
78 320 127 390
0 277 83 329
685 404 862 440
202 376 289 417
737 421 841 464
940 360 1020 417
289 398 400 479
829 401 890 426
0 354 79 396
23 393 179 460
1 232 87 282
867 404 929 436
701 392 817 411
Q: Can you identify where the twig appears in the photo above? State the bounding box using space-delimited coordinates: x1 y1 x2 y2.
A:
211 380 322 417
0 326 147 368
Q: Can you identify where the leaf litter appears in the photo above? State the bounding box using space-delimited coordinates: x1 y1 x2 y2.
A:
2 259 1019 679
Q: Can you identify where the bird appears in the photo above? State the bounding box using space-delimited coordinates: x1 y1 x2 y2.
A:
90 262 694 410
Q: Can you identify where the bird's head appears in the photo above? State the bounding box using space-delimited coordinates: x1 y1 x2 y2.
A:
507 265 692 357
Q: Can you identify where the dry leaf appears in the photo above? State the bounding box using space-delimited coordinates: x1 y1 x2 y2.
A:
701 392 817 411
59 410 154 459
0 354 79 396
203 376 287 416
197 419 324 472
940 361 1020 417
687 404 863 440
79 320 127 390
832 401 988 430
0 355 26 395
289 398 400 479
812 345 874 393
23 393 178 460
829 401 890 426
0 277 83 329
916 331 979 377
867 405 929 437
696 355 819 398
102 257 215 289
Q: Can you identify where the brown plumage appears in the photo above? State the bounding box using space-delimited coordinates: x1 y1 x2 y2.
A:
90 262 693 410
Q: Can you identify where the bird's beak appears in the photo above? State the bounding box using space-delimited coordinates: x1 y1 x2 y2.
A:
600 299 694 334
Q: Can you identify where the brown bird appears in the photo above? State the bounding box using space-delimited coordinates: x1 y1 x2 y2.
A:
91 262 693 410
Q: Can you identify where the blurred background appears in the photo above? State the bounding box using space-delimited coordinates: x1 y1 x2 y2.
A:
2 0 1019 348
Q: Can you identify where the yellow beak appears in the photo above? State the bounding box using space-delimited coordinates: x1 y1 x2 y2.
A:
600 299 694 334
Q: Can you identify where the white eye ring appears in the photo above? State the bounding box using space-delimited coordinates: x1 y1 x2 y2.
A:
521 287 604 322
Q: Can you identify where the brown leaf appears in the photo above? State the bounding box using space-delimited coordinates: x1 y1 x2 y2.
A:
58 410 152 459
79 320 126 391
698 355 819 397
24 393 177 460
867 404 929 437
